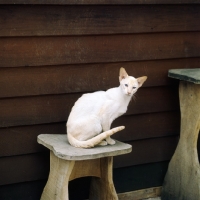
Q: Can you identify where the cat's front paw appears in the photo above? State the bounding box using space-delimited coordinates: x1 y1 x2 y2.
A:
106 137 116 145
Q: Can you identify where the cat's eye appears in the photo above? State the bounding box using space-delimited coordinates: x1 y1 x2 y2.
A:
133 87 136 89
125 84 128 87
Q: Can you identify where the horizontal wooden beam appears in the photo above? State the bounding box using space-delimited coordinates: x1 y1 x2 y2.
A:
0 32 200 67
0 86 179 127
0 0 199 5
86 186 162 200
0 163 167 199
0 136 178 185
118 187 161 200
0 153 49 186
113 111 180 141
0 111 180 157
113 136 179 168
0 5 200 37
0 58 199 98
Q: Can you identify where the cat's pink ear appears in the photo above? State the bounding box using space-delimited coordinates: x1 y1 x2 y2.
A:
137 76 147 87
119 67 128 81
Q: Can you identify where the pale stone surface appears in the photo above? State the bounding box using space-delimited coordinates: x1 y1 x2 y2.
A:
37 134 132 160
38 134 132 200
168 68 200 84
41 152 75 200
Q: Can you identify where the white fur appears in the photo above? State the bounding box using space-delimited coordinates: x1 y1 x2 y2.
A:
66 68 147 148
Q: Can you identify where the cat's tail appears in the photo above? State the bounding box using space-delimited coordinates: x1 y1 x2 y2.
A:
67 126 125 148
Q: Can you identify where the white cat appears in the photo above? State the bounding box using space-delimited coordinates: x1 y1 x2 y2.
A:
66 68 147 148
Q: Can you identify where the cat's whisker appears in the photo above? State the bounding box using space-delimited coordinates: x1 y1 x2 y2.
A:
132 94 137 102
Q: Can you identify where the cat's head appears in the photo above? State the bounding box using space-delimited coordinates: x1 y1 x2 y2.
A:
119 67 147 96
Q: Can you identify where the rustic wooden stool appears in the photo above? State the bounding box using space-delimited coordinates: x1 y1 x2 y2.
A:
37 134 132 200
162 69 200 200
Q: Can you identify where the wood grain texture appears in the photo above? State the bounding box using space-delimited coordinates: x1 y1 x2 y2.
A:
0 123 65 157
0 86 179 127
0 136 177 186
0 5 200 37
112 111 180 142
0 2 198 196
0 179 47 200
0 153 49 186
0 58 199 98
118 187 161 200
40 151 75 200
69 159 101 181
113 161 168 193
0 111 180 157
89 157 118 200
113 136 179 168
0 32 200 67
0 0 199 5
162 83 200 200
0 163 168 200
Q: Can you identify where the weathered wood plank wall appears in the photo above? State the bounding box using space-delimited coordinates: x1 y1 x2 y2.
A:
0 1 200 199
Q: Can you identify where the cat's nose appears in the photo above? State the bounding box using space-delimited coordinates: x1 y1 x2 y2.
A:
127 92 131 95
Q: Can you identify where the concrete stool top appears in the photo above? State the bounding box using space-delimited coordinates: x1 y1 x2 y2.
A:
168 68 200 84
38 134 132 161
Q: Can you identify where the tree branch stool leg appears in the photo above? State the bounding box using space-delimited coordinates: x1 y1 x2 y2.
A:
89 156 118 200
41 151 75 200
162 82 200 200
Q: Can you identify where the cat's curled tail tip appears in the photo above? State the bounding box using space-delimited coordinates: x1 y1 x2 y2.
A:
120 126 125 130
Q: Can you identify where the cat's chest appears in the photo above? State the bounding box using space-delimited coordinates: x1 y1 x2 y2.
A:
108 101 127 117
116 105 127 116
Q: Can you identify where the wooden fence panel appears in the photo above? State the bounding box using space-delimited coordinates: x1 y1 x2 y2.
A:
0 58 199 98
0 86 179 127
0 32 200 67
0 162 169 200
0 0 199 5
0 2 199 197
0 153 49 186
0 111 180 157
0 5 199 37
0 136 178 185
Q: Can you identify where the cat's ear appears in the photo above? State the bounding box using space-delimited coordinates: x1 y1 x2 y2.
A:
137 76 147 87
119 67 128 81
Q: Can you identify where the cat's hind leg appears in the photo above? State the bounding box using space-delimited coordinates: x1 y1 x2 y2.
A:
101 118 116 145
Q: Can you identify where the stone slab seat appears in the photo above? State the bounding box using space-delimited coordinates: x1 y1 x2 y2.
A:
37 134 132 200
168 68 200 84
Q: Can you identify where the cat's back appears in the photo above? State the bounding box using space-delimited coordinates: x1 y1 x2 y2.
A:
69 91 107 118
78 91 106 105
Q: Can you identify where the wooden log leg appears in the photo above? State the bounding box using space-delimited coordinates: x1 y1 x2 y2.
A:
89 157 118 200
41 151 75 200
162 82 200 200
